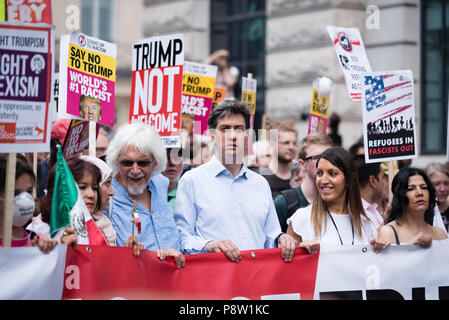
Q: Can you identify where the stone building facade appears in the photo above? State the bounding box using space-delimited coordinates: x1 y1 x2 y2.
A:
51 0 446 166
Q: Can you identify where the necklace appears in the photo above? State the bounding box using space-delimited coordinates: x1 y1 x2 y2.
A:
326 209 354 245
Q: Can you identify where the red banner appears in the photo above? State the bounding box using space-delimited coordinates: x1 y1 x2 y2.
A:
62 245 319 300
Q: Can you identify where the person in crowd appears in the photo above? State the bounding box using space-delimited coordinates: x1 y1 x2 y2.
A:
371 167 447 253
289 160 305 189
287 147 378 254
425 162 449 232
174 100 297 263
327 113 342 146
191 135 213 168
80 155 117 246
161 148 184 211
249 139 272 173
273 133 333 232
0 155 58 252
106 123 185 268
95 127 110 160
353 155 387 230
204 49 239 98
263 124 299 198
349 141 364 156
38 119 71 198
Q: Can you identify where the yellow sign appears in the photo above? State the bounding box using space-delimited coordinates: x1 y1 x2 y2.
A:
182 74 216 98
68 44 116 81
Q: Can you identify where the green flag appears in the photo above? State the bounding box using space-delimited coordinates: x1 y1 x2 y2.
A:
50 147 78 236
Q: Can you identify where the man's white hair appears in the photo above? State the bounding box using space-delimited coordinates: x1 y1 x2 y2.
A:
106 123 167 177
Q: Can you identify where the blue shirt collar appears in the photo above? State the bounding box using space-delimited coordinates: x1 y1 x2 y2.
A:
209 155 248 180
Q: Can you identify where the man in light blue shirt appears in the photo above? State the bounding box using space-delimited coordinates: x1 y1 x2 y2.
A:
106 123 185 269
174 100 297 262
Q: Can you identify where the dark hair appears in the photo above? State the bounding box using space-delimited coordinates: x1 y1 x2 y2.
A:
387 167 436 225
207 99 250 130
0 154 36 194
311 146 367 237
328 113 340 132
349 141 364 156
40 157 102 223
353 154 381 188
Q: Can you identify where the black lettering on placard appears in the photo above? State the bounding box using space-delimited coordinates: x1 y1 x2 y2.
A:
412 287 425 300
134 38 183 70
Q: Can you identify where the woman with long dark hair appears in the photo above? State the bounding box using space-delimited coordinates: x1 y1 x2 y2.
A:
372 167 447 252
287 147 377 254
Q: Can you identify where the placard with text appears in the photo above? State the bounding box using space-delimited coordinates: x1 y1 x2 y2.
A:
0 23 54 153
129 34 184 148
59 31 116 127
362 70 417 163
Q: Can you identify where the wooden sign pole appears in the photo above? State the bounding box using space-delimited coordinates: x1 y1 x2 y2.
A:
2 153 16 247
89 120 96 157
387 161 394 205
32 152 38 198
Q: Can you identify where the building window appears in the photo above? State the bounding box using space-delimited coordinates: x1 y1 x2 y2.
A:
82 0 114 42
421 0 449 154
210 0 266 131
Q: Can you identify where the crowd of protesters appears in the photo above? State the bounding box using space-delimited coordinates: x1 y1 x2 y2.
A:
0 100 448 266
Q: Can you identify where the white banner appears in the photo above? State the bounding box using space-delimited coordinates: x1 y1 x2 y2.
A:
315 240 449 300
0 245 67 299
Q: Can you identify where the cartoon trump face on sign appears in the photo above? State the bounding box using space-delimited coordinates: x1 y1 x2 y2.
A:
79 95 101 122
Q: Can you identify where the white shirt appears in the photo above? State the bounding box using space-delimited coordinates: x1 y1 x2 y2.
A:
361 198 384 230
287 205 378 245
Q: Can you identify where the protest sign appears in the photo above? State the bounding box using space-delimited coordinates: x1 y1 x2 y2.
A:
62 119 99 157
242 75 257 117
327 26 371 101
50 71 58 122
0 23 54 153
0 1 5 21
181 61 217 135
212 87 226 111
7 0 52 24
59 31 116 127
129 34 184 148
361 70 417 163
308 77 333 135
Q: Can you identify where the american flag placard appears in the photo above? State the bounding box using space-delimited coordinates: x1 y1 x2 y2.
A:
361 70 417 163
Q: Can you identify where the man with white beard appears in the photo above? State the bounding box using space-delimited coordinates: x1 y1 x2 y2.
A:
105 123 185 268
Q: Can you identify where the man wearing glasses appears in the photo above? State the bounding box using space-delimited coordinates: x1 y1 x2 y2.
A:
274 133 333 232
105 123 185 269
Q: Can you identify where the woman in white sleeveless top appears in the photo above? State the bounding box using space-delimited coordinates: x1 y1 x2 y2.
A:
286 147 377 254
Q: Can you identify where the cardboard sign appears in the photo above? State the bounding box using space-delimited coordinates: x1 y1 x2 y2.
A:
181 61 217 135
62 119 100 157
362 70 417 163
50 71 58 122
327 26 371 101
59 31 116 127
0 1 5 21
129 34 184 148
7 0 52 24
308 77 333 135
242 76 257 116
0 23 54 153
212 87 226 111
